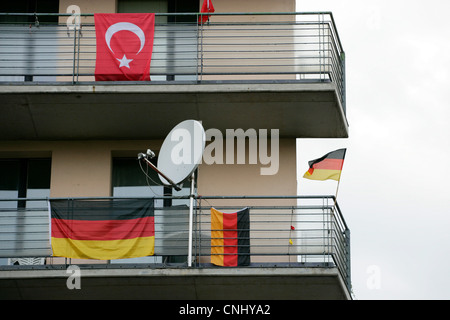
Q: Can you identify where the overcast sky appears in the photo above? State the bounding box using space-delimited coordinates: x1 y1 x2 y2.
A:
295 0 450 300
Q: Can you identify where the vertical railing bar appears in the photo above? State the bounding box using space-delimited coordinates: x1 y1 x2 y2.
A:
321 197 325 264
328 197 331 265
345 228 351 290
341 51 346 114
76 26 81 83
200 16 204 82
47 198 52 254
320 13 325 82
194 196 200 267
196 15 200 82
71 28 76 85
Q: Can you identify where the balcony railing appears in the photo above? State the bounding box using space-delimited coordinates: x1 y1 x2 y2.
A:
0 195 351 290
0 12 346 111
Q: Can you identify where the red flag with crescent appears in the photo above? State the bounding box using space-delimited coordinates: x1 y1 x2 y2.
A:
94 13 155 81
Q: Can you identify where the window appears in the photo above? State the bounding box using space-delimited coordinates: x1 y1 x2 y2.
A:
112 157 190 206
112 157 168 207
0 158 51 208
0 158 52 265
0 0 60 82
0 0 60 24
117 0 199 19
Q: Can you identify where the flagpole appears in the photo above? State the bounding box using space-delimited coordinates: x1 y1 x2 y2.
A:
334 148 346 206
335 176 341 202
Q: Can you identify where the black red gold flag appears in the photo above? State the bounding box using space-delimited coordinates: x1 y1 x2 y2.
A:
51 199 154 260
211 207 250 267
303 148 347 181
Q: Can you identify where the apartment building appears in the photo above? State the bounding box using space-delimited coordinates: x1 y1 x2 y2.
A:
0 0 350 300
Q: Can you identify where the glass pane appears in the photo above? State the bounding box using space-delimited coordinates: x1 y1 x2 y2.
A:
0 160 19 191
112 157 160 187
0 0 59 24
27 159 51 189
26 189 50 208
0 190 18 209
168 0 199 23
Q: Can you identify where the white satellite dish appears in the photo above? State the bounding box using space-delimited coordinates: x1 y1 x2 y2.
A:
138 120 205 268
157 119 206 187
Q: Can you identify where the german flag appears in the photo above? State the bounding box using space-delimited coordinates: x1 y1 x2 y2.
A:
303 148 346 181
50 199 154 260
211 207 250 267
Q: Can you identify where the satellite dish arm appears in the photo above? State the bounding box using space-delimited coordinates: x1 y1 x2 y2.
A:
139 156 182 191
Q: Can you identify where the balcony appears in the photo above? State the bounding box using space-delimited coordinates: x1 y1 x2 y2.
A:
0 195 351 300
0 12 348 140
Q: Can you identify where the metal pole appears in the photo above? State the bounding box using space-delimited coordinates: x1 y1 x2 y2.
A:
344 229 351 290
72 28 77 85
76 26 81 83
47 198 52 252
141 157 181 191
188 172 195 267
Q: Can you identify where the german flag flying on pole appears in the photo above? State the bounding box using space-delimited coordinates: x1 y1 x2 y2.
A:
303 148 347 181
50 199 155 260
211 207 250 267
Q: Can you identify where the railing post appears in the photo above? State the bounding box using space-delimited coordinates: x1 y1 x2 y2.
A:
71 28 77 84
76 26 81 83
198 16 204 83
344 228 351 289
340 51 346 114
188 172 195 267
196 14 200 82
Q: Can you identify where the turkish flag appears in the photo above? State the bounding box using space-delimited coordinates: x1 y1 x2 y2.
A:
94 13 155 81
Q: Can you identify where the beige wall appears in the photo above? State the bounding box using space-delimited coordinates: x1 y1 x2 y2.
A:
50 142 112 197
0 138 296 197
59 0 295 15
198 139 296 197
213 0 295 15
0 140 162 198
59 0 116 24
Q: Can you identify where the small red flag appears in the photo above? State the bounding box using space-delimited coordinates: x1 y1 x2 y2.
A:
198 0 215 24
94 13 155 81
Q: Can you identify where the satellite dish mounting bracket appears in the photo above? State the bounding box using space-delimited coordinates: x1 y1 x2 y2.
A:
138 151 182 191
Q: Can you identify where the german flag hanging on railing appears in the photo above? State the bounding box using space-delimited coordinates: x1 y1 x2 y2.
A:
303 148 347 181
50 199 155 260
211 207 250 267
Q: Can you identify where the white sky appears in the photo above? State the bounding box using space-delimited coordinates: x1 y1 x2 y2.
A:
295 0 450 300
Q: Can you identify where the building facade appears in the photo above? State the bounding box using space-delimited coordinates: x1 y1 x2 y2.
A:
0 0 350 300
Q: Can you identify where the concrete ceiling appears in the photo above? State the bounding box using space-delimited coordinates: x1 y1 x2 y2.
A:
0 82 348 140
0 266 352 300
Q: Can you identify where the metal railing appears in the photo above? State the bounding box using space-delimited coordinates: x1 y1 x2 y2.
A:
0 12 346 111
0 195 351 289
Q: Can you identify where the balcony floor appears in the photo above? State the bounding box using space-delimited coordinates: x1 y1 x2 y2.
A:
0 264 351 300
0 81 348 140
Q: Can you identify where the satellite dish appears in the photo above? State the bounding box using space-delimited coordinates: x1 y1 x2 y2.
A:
157 120 206 186
138 119 205 268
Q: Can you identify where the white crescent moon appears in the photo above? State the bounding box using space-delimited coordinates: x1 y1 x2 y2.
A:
105 22 146 55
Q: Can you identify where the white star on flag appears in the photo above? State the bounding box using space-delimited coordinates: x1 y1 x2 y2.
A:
117 54 133 68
